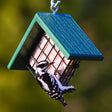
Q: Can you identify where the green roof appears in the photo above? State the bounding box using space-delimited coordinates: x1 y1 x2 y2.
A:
7 12 103 70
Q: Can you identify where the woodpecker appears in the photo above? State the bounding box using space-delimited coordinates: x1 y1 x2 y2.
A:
35 60 75 106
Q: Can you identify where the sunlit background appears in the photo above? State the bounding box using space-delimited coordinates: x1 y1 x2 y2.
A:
0 0 112 112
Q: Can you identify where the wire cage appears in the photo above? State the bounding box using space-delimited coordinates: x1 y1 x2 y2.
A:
27 33 80 86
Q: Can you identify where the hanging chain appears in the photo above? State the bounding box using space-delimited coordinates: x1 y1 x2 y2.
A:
50 0 61 14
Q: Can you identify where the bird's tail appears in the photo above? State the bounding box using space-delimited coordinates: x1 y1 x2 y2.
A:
58 97 67 107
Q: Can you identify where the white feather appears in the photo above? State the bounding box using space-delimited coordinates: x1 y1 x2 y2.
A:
37 77 50 92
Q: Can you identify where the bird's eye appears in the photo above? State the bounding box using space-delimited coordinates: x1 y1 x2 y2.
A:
37 63 47 68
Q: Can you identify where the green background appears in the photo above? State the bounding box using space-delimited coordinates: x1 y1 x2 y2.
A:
0 0 112 112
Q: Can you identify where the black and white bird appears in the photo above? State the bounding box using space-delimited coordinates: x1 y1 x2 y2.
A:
35 60 75 106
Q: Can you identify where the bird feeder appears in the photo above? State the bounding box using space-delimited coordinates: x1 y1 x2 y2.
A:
7 12 104 86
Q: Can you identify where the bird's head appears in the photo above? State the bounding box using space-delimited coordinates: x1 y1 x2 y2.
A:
36 60 53 75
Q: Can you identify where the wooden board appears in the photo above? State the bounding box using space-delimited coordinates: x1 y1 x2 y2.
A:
36 12 103 60
7 12 103 70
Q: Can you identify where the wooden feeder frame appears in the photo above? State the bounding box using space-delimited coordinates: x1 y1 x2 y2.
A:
7 12 103 86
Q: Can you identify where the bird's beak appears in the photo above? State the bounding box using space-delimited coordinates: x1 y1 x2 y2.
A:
47 62 54 68
49 62 54 65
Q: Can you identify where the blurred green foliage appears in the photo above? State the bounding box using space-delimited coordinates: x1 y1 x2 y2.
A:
0 0 112 112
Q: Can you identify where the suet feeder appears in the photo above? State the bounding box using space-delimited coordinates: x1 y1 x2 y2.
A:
7 12 103 86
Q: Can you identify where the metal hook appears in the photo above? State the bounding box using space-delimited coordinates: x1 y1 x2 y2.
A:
50 0 61 14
